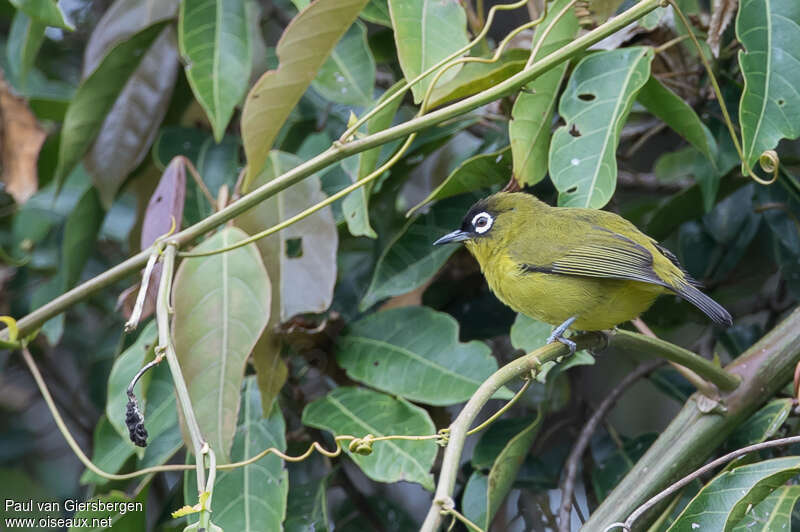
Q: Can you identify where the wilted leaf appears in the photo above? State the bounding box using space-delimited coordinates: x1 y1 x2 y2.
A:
360 193 475 309
185 377 288 531
388 0 468 103
0 73 46 203
55 20 170 191
312 21 374 107
302 387 438 489
9 0 73 30
737 0 800 170
510 0 579 187
409 146 511 215
179 0 252 141
337 306 511 405
172 227 271 462
549 47 653 208
669 456 800 531
241 0 368 184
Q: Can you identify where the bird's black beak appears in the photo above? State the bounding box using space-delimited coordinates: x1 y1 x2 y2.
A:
433 230 470 246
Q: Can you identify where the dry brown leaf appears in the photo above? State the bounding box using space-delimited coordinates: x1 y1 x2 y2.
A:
0 75 46 204
707 0 738 57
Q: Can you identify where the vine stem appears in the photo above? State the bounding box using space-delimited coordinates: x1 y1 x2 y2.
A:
2 0 663 341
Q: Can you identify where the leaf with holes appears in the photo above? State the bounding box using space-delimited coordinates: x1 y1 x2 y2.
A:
360 193 475 310
312 21 374 107
241 0 368 184
549 47 653 208
337 306 512 405
737 0 800 170
172 227 271 463
510 0 579 187
408 146 511 216
179 0 252 142
388 0 469 104
302 387 437 490
668 456 800 531
184 377 288 531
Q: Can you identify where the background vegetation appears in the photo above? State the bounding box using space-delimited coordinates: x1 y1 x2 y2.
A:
1 0 800 530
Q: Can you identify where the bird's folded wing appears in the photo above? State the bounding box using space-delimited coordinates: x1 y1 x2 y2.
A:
515 229 669 288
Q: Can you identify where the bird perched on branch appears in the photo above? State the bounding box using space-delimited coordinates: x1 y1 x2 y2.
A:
434 192 732 352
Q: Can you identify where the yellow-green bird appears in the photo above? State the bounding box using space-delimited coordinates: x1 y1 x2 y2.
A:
433 192 732 352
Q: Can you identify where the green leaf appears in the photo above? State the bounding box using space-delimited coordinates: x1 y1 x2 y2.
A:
312 21 375 107
62 181 105 289
337 306 511 405
179 0 252 142
302 387 438 490
241 0 368 184
409 146 511 215
472 416 536 470
6 11 45 82
485 414 544 528
186 377 289 531
80 416 136 485
637 76 718 165
136 360 182 469
105 321 157 445
726 398 793 449
285 472 332 532
429 48 528 109
341 81 405 238
388 0 469 104
68 490 146 532
54 20 170 190
462 471 489 528
592 433 657 503
669 457 800 531
729 485 800 532
172 227 271 463
736 0 800 169
360 193 475 310
9 0 73 30
549 47 653 208
510 0 579 187
361 0 391 26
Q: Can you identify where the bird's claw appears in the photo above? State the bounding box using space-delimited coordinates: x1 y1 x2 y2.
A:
547 333 577 355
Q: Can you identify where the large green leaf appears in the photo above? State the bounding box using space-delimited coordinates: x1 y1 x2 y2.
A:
462 471 489 527
729 485 800 532
285 472 332 532
737 0 800 169
179 0 252 142
312 21 375 107
54 20 170 190
337 306 511 405
361 0 391 26
186 377 288 531
236 151 337 416
669 456 800 531
302 387 437 489
360 193 475 310
509 0 579 187
172 227 271 462
388 0 469 104
241 0 368 184
80 416 136 485
472 417 535 470
637 76 718 165
409 146 511 215
726 398 793 449
549 47 653 208
9 0 73 30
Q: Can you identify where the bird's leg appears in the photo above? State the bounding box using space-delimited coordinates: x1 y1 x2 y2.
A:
547 316 578 355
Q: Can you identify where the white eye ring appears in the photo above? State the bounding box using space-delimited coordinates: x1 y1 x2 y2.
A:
471 212 493 234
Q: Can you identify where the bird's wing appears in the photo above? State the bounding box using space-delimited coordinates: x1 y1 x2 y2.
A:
513 227 669 287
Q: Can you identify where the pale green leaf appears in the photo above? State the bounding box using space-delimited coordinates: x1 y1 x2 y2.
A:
549 47 653 208
361 0 391 26
179 0 252 142
9 0 73 30
510 0 579 187
241 0 369 184
388 0 469 104
360 193 475 310
172 227 271 463
462 471 489 527
337 306 511 405
6 11 45 82
302 387 438 490
737 0 800 169
668 456 800 531
312 21 375 107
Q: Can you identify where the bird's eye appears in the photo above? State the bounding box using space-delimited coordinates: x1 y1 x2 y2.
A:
471 212 493 234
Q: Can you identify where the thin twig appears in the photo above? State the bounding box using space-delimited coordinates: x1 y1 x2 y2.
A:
557 360 663 532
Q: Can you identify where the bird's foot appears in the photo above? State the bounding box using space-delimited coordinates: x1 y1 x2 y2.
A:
546 316 578 355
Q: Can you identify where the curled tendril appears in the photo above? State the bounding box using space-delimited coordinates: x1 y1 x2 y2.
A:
348 434 375 455
754 150 780 185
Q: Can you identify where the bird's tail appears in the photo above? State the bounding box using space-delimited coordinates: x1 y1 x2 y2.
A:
671 282 733 326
